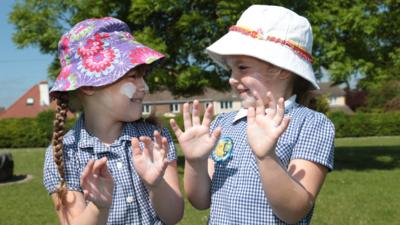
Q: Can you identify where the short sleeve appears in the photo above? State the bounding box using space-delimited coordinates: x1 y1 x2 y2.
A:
291 112 335 171
43 145 83 194
161 127 177 162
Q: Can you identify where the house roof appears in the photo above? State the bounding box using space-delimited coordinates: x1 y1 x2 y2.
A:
315 82 345 97
0 81 75 119
0 82 48 119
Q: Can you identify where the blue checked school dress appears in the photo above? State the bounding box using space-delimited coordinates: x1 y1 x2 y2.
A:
208 96 335 225
43 116 177 225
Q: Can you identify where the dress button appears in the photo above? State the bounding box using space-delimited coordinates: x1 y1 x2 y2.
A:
126 196 134 203
117 161 123 169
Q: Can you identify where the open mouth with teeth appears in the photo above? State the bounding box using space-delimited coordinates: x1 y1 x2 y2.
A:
129 98 143 103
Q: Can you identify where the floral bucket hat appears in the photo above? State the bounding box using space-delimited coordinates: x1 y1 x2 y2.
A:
50 17 164 95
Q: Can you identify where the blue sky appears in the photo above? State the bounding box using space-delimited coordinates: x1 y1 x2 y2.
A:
0 0 53 108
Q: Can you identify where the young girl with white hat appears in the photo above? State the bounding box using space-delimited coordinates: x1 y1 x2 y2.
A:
170 5 334 224
43 17 183 225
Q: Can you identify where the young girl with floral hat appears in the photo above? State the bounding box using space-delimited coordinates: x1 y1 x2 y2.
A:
170 5 334 225
43 17 183 225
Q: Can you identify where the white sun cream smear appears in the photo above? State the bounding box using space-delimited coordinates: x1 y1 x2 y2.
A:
120 83 137 99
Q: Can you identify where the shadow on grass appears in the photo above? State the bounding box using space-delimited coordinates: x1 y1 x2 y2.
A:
0 174 32 186
334 146 400 170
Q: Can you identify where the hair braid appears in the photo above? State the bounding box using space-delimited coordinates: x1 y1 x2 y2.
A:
52 93 69 210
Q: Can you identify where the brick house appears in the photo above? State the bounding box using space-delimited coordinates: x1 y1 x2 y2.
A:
144 82 354 116
143 88 242 117
315 82 353 114
1 80 352 120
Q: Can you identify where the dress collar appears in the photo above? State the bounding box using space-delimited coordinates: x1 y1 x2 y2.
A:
76 115 139 150
232 95 297 123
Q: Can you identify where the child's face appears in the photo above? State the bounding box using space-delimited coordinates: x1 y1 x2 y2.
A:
84 68 148 122
225 55 293 108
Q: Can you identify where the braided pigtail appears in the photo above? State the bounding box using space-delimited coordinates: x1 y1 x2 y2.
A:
52 93 69 210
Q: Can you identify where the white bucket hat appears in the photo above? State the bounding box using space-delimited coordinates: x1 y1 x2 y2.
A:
206 5 319 89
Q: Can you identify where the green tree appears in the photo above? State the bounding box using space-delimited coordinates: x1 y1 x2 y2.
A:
8 0 309 96
9 0 400 104
305 0 400 109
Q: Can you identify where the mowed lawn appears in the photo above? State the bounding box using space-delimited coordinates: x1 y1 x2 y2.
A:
0 136 399 225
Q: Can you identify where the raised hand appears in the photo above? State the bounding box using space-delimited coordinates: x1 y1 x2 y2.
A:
131 130 169 188
80 157 114 209
247 91 290 160
170 100 221 162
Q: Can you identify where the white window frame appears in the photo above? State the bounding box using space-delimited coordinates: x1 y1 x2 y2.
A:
220 101 233 109
26 98 34 105
143 104 151 114
170 103 180 113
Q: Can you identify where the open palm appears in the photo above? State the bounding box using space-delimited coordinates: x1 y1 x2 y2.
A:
80 157 114 209
247 91 290 160
131 131 168 188
170 100 221 162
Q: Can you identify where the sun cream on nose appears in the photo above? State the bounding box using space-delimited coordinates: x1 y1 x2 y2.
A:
120 83 137 99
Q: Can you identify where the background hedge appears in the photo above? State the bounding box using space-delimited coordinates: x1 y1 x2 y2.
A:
0 110 75 148
327 111 400 138
0 111 399 148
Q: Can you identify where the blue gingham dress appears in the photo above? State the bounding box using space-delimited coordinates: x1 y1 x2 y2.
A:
43 116 177 225
208 100 335 225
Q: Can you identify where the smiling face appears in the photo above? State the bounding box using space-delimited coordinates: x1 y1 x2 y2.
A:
81 65 149 122
225 55 294 108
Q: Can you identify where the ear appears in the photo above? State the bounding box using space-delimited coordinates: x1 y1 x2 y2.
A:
80 86 95 96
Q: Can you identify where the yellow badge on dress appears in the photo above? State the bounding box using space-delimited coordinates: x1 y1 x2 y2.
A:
212 137 234 162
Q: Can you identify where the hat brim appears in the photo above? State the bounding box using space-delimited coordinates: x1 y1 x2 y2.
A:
50 41 164 95
206 31 319 89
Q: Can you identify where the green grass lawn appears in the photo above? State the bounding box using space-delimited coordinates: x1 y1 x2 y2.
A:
1 136 399 225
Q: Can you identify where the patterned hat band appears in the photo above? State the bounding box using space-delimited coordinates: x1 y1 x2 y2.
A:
229 25 313 63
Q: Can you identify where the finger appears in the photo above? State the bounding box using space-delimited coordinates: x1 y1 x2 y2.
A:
253 91 265 116
247 106 256 124
161 137 169 159
140 136 153 160
273 97 285 127
211 126 222 143
266 92 277 119
192 100 201 126
86 192 96 203
183 102 192 130
277 116 290 134
93 157 107 175
131 137 142 157
80 160 94 187
169 119 183 138
202 103 213 127
98 157 112 177
153 130 162 148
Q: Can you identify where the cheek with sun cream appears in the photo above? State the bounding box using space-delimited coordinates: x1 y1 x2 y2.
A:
120 83 137 99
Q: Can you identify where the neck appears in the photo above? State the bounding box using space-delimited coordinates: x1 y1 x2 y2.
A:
82 109 124 145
